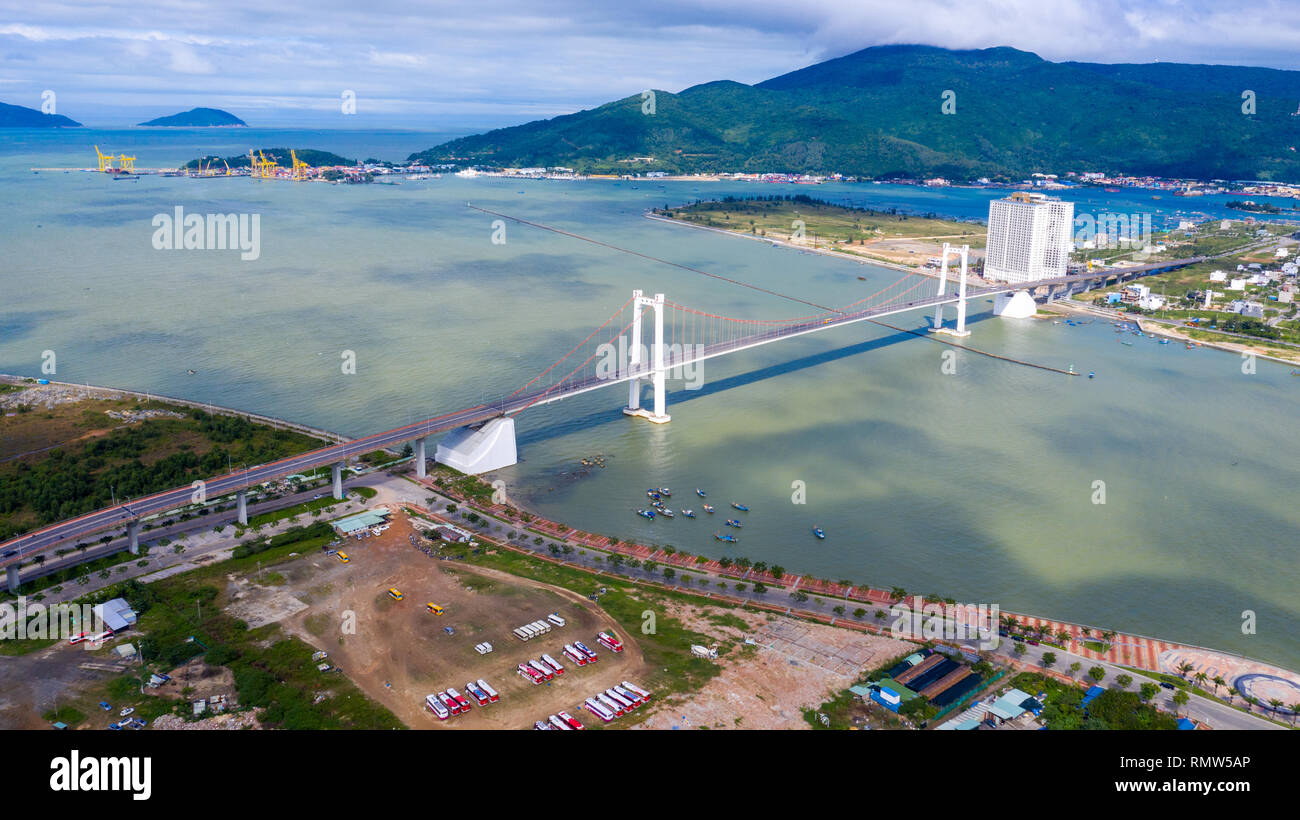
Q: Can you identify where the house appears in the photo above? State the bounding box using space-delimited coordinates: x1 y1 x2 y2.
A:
1242 303 1265 319
1209 270 1227 282
1228 278 1247 291
1120 284 1150 304
1137 295 1165 310
92 598 137 634
1279 291 1294 303
434 526 472 543
981 688 1044 726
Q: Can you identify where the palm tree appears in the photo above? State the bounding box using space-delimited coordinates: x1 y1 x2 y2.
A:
1289 703 1300 727
1212 675 1225 695
1056 629 1070 645
1176 661 1194 679
1269 698 1283 716
1193 671 1208 690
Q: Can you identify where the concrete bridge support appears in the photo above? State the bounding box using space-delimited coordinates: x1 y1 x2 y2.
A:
623 290 671 424
236 489 248 526
332 462 344 500
6 565 17 594
435 417 517 474
415 438 427 479
127 520 140 555
931 244 971 337
931 242 950 330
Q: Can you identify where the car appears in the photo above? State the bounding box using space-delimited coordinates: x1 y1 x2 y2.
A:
443 626 455 635
336 551 350 563
313 494 323 500
98 701 112 711
107 722 123 731
1160 681 1176 690
119 707 134 717
388 588 403 601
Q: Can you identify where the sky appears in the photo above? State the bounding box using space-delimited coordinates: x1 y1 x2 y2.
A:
3 0 1300 128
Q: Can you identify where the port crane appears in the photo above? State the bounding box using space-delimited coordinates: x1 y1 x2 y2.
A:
94 145 114 172
289 149 310 181
117 153 136 173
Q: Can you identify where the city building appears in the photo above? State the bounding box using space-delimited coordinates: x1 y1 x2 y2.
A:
983 192 1074 283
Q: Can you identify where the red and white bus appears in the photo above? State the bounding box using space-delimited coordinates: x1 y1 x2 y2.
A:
585 698 616 722
438 691 460 715
548 714 570 730
425 694 450 720
573 641 598 662
597 631 624 652
528 659 555 681
541 653 565 675
614 685 643 707
563 644 588 666
446 687 472 712
557 710 585 730
596 692 624 717
534 720 551 730
622 681 651 701
476 679 500 702
606 688 635 711
517 663 543 684
465 681 491 706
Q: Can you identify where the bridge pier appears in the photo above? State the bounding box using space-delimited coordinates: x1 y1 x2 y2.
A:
127 520 140 555
6 565 17 594
332 462 344 500
930 244 971 337
435 417 517 474
236 489 248 526
415 438 427 479
623 290 671 424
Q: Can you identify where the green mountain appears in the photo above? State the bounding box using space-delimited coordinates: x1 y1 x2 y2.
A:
0 101 81 128
409 45 1300 181
182 148 355 169
140 107 246 127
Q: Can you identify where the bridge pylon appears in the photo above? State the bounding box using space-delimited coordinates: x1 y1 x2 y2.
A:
929 244 972 338
623 289 671 424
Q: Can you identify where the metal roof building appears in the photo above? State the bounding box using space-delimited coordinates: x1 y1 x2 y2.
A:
332 508 390 535
92 598 137 633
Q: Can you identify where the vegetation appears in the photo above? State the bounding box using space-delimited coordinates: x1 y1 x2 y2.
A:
409 44 1300 181
1012 672 1178 730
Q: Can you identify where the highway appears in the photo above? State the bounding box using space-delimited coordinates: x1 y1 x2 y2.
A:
0 256 1202 571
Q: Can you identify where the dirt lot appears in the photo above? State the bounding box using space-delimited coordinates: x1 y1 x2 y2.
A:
241 510 655 729
634 600 912 730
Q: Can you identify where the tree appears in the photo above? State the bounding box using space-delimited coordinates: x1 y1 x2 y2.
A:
1173 690 1190 714
1176 661 1194 679
1115 674 1133 690
1013 642 1027 657
1041 652 1057 670
853 608 867 619
1068 661 1082 679
1193 671 1208 690
1212 675 1225 694
769 565 785 580
1139 682 1159 702
662 568 676 581
1087 666 1106 683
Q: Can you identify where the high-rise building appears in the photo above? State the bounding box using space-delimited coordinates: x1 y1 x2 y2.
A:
983 192 1074 283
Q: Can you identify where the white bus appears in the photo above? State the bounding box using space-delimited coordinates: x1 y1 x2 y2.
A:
596 692 624 717
547 613 566 627
477 679 499 702
541 654 565 675
584 699 615 723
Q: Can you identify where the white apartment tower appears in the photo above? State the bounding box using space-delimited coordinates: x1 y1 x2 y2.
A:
983 192 1074 283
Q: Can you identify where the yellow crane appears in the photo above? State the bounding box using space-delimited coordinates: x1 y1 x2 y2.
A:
222 158 231 176
289 149 310 181
258 150 279 178
117 153 136 173
94 145 114 172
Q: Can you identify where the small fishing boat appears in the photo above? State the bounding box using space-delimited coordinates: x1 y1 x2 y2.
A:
714 533 738 543
636 509 655 520
1159 338 1170 345
812 527 825 540
1088 371 1096 379
659 508 674 519
725 519 742 528
646 490 661 500
731 503 749 512
681 510 696 519
702 504 715 513
659 487 672 497
695 488 706 497
1120 341 1134 346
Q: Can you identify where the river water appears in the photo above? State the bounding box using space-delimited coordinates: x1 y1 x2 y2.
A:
2 128 1297 670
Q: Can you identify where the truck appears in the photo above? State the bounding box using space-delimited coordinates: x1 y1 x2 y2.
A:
563 644 588 666
311 651 328 662
476 679 499 703
541 653 565 675
425 694 450 720
547 613 566 627
585 698 616 722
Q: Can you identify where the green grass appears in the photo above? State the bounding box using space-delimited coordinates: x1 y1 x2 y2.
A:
42 706 87 726
245 495 341 529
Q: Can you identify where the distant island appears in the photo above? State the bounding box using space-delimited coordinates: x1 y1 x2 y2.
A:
409 44 1300 182
139 107 246 127
0 101 81 128
1225 199 1290 214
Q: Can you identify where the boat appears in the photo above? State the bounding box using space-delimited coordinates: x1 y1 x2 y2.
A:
659 509 674 519
714 533 738 543
646 490 661 500
702 504 715 513
695 488 706 497
1120 341 1133 346
731 503 749 512
725 519 742 528
636 509 655 520
681 510 696 519
659 488 671 497
812 527 825 540
1088 371 1096 379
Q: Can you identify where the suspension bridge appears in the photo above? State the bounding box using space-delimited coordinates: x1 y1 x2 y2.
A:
0 235 1202 589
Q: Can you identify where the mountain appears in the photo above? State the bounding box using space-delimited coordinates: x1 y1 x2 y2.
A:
0 101 81 128
139 107 246 127
408 45 1300 181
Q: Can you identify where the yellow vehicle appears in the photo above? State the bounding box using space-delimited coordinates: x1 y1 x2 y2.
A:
388 588 404 601
426 603 444 615
336 551 350 564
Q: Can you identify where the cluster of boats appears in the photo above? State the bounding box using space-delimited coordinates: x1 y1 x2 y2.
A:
633 486 826 542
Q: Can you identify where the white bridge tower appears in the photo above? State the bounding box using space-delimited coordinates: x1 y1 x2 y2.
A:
623 289 671 424
929 243 971 337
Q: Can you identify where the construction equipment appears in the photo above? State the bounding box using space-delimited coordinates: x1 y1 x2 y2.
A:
289 149 310 181
258 150 279 179
94 145 114 172
117 153 136 173
222 158 231 176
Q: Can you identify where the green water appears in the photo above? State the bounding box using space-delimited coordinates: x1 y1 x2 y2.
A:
2 130 1297 670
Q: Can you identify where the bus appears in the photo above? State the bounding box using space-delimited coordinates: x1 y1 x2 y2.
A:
446 687 471 712
528 659 555 681
622 681 651 701
547 613 566 627
465 681 491 706
585 698 615 722
517 663 543 685
563 644 588 666
574 641 598 662
476 679 500 703
557 710 585 730
534 720 552 730
597 631 624 652
596 693 624 717
426 603 444 615
614 685 643 707
336 551 350 564
425 694 450 720
541 653 565 675
438 691 460 715
606 688 635 711
548 714 570 730
388 588 404 601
